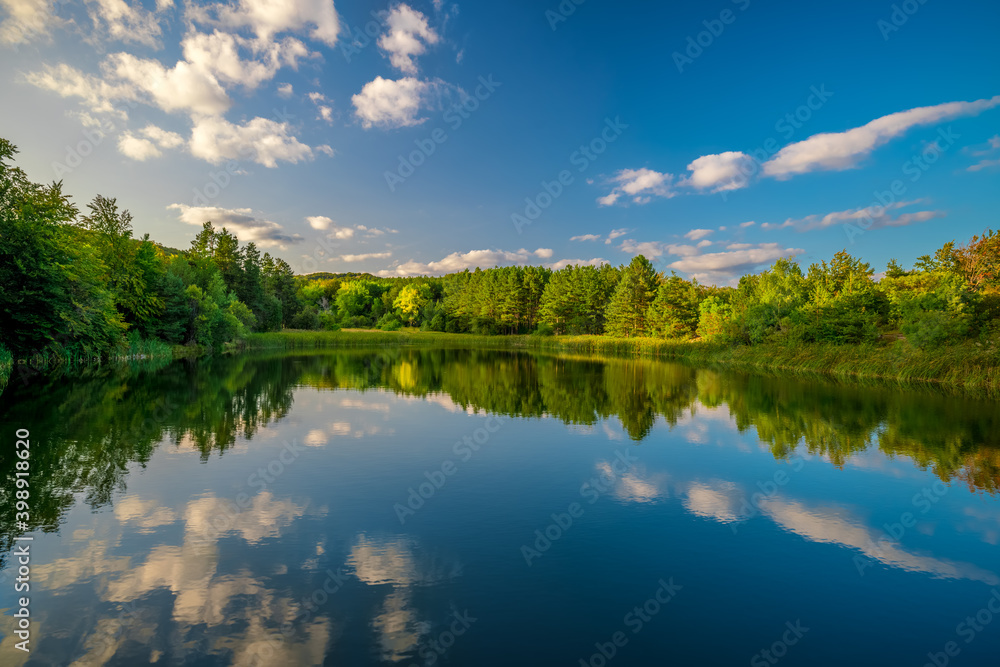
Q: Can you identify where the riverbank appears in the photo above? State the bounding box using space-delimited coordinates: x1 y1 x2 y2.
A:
246 329 1000 396
4 329 998 396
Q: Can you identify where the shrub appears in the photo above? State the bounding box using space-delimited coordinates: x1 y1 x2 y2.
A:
533 322 555 336
376 313 403 331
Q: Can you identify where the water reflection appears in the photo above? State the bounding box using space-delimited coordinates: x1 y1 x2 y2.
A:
0 348 998 665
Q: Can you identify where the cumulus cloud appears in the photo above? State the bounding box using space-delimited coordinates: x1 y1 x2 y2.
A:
352 76 457 129
277 82 293 97
763 95 1000 178
604 228 628 245
549 257 608 271
619 239 702 259
668 242 804 284
681 151 755 192
352 76 427 128
208 0 341 47
761 200 946 232
23 63 137 118
740 221 756 228
378 4 439 74
118 133 161 161
168 204 303 247
570 233 601 242
598 168 673 206
105 52 231 116
181 30 313 90
84 0 166 48
684 228 713 241
0 0 60 45
118 124 183 160
597 96 1000 205
380 248 604 276
189 115 315 167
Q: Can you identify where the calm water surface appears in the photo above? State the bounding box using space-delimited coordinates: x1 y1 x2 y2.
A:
1 349 999 666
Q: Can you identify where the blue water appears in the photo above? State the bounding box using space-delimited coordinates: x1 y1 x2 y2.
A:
0 349 998 666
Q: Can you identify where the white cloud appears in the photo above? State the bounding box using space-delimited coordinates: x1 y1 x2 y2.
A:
680 151 754 192
740 221 756 228
595 96 1000 206
84 0 165 48
0 0 59 45
604 228 628 245
378 4 439 74
277 82 293 97
118 133 161 161
549 257 608 271
189 115 315 167
619 239 701 259
570 234 601 242
339 252 392 262
380 249 605 276
210 0 341 47
763 95 1000 178
684 228 713 241
23 63 136 118
761 200 945 232
668 242 804 284
306 215 334 230
140 123 184 148
168 204 302 247
965 134 1000 172
352 76 450 129
118 124 184 160
696 239 713 248
598 168 673 206
181 30 312 90
105 52 231 116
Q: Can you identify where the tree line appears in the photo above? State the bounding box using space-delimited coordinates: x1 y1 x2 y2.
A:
2 136 999 365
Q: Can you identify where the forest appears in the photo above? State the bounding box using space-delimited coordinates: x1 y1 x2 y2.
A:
2 136 999 372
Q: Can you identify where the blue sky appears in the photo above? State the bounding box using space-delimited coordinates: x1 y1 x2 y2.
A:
1 0 998 283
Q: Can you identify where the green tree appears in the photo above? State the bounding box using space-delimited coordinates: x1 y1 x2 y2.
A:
605 256 659 337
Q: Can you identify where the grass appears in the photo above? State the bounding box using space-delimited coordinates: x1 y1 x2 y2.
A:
245 329 1000 396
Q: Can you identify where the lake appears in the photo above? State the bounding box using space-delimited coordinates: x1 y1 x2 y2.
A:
1 348 999 666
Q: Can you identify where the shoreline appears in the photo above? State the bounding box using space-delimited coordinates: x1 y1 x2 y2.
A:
3 329 998 397
245 330 1000 397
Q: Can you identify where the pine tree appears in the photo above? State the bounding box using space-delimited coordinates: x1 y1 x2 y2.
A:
604 256 659 337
